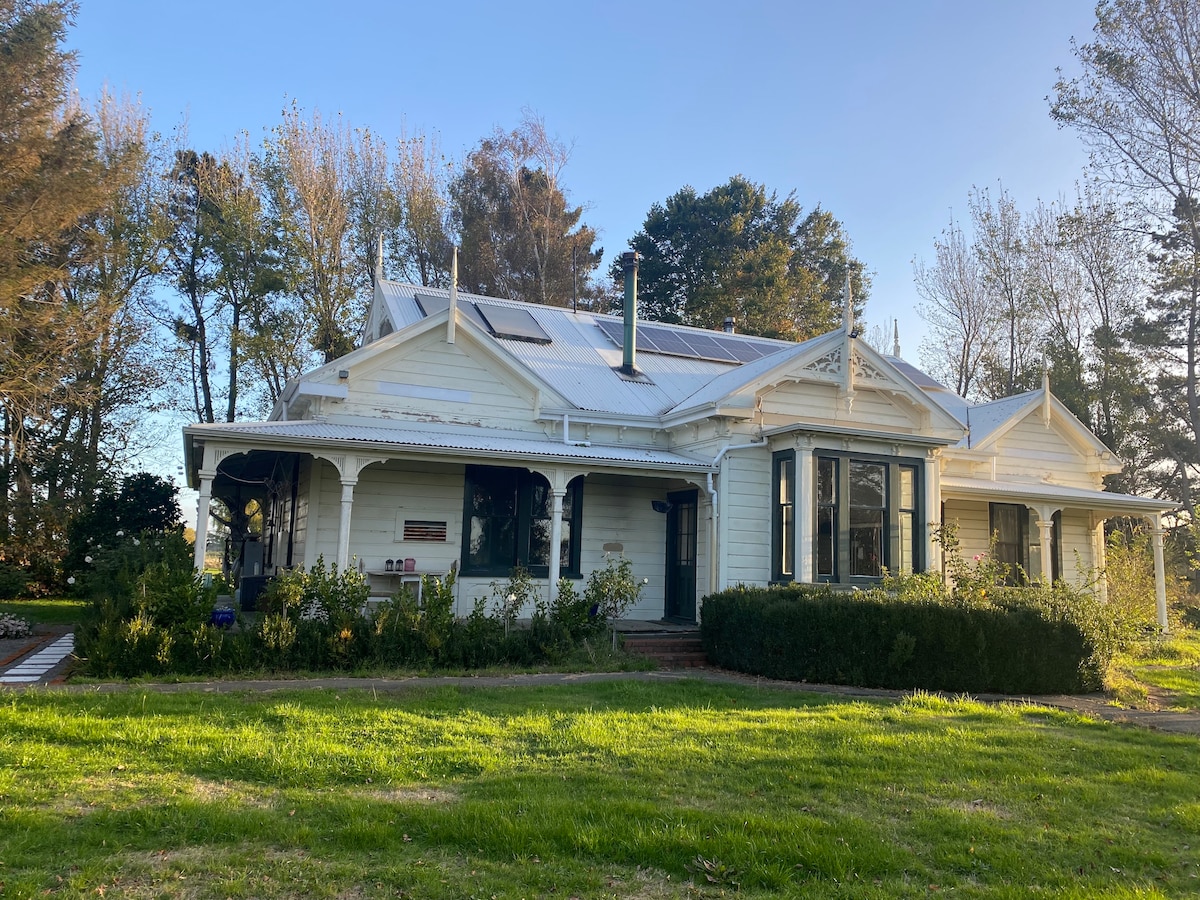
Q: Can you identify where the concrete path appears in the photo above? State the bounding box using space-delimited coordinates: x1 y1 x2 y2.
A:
0 631 74 684
2 631 1198 736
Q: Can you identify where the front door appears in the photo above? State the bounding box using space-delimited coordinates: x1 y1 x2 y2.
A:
664 489 698 623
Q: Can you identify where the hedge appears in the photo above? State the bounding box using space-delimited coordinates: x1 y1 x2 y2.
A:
700 584 1105 694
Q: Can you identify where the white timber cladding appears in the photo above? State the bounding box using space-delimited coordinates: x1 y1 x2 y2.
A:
721 450 772 588
291 457 311 567
339 329 546 431
759 381 920 433
1060 511 1094 584
992 417 1103 490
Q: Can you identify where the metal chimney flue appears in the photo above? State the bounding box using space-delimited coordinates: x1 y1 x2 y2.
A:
620 251 639 375
723 316 736 334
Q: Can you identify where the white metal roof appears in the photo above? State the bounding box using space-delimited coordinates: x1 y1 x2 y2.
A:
940 475 1172 513
184 419 713 471
373 283 795 417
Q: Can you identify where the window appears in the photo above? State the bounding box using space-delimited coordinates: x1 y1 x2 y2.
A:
461 466 583 577
990 503 1028 585
772 451 795 581
815 451 922 583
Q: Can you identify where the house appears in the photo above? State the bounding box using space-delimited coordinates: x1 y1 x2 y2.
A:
183 253 1173 627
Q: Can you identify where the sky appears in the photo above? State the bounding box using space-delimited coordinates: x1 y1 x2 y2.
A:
66 0 1101 515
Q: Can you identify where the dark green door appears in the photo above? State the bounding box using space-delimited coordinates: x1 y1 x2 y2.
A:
665 489 698 623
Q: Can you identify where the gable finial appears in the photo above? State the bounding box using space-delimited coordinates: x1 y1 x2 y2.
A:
893 318 901 358
447 245 459 345
1042 354 1051 426
843 271 854 335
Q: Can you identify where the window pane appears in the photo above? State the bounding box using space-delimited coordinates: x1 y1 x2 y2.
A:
778 457 793 504
849 508 883 577
849 462 885 508
900 467 915 509
817 458 836 504
816 506 836 576
899 511 913 575
780 505 793 575
469 514 516 568
528 517 551 566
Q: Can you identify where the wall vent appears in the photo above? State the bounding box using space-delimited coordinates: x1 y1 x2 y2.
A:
403 520 447 542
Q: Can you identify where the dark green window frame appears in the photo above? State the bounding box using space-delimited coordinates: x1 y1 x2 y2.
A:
814 450 923 585
771 450 796 582
461 466 583 578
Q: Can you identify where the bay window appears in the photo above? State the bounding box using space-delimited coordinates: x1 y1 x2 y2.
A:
773 449 923 583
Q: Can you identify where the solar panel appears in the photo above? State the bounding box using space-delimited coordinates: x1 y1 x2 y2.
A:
595 318 789 365
476 303 552 344
414 294 491 333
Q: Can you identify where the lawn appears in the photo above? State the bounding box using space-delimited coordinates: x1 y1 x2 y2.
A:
1110 626 1200 712
0 597 86 627
0 680 1196 898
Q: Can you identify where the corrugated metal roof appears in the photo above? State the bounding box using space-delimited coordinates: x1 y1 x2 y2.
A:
961 392 1039 448
185 420 712 470
940 475 1172 512
374 283 794 417
667 336 827 414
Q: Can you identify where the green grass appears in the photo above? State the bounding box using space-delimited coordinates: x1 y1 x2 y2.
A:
1111 626 1200 712
0 597 85 626
1 681 1197 897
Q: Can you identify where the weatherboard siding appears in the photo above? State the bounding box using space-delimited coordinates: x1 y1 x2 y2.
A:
761 382 918 433
993 418 1098 489
341 333 542 431
722 450 772 588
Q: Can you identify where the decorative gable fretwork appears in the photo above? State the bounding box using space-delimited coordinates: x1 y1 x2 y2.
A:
801 346 842 379
851 349 890 384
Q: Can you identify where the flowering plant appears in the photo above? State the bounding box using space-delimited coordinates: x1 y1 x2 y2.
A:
0 613 32 640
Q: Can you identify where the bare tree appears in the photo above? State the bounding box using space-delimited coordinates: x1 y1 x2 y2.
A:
915 216 997 398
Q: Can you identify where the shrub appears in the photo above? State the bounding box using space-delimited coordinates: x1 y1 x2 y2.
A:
585 555 645 650
701 581 1107 694
0 562 28 600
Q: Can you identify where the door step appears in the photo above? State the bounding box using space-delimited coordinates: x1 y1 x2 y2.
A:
622 631 707 668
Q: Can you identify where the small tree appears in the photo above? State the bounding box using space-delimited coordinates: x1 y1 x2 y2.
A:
585 555 644 651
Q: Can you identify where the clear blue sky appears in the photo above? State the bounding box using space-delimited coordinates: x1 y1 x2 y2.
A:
70 0 1098 356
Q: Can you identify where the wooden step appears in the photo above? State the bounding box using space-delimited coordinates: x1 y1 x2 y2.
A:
623 633 708 668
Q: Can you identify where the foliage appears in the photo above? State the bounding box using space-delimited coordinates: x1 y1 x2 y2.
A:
489 564 536 635
451 112 601 307
0 3 157 574
1 682 1197 896
620 175 868 339
548 576 601 642
64 472 182 582
701 581 1106 693
0 612 32 639
584 555 644 651
0 561 28 600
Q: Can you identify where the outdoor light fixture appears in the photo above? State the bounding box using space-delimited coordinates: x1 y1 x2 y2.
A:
651 500 672 514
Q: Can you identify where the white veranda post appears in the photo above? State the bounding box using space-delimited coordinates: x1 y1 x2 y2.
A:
193 473 214 573
1152 513 1169 633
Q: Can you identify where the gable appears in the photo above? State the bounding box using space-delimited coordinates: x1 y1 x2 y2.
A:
991 413 1110 489
738 337 965 441
333 322 566 432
